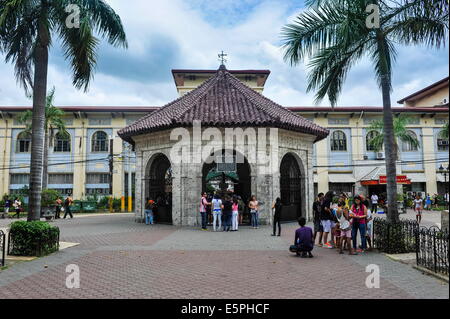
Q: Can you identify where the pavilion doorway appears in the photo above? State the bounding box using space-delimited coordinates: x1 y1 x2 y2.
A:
280 153 302 222
202 150 252 224
146 154 173 224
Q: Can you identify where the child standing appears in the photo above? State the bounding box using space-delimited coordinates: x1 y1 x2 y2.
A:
414 195 423 224
339 207 356 255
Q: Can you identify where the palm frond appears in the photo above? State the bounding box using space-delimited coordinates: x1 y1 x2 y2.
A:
386 0 449 48
281 1 348 65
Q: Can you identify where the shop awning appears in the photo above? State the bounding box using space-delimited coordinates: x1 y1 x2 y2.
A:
405 173 427 183
328 174 356 183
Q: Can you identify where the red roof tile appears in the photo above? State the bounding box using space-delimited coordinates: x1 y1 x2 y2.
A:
118 66 329 144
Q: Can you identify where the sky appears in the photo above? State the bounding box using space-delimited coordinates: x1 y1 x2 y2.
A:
0 0 448 107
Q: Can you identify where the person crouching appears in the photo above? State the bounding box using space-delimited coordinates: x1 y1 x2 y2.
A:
290 217 314 258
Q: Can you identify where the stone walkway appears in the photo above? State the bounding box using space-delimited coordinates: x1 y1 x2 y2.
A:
0 215 448 299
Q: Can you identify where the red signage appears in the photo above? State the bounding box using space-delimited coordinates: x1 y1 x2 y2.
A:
379 175 411 185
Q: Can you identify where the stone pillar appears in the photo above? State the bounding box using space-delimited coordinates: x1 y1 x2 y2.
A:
171 162 182 226
135 150 144 223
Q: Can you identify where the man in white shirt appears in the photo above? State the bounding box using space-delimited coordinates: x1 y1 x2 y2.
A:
370 194 379 214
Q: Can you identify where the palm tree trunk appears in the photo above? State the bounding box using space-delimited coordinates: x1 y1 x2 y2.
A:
377 32 399 224
42 131 49 190
28 14 49 222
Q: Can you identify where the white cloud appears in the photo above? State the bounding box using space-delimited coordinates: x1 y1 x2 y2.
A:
0 0 448 108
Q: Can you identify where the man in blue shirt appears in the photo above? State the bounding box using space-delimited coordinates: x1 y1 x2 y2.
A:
2 196 12 219
290 217 314 258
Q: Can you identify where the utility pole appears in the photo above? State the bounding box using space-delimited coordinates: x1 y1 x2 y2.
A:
109 136 114 213
126 143 133 212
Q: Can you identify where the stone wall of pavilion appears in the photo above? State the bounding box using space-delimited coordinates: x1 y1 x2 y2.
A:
132 127 316 226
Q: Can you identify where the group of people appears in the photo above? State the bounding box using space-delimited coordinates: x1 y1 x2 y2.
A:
199 193 261 232
305 192 374 256
1 195 73 220
2 196 22 219
54 196 74 219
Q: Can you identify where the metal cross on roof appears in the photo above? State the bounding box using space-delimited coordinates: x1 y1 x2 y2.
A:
218 51 228 66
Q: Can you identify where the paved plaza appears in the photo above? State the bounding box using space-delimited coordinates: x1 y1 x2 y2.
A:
0 213 448 299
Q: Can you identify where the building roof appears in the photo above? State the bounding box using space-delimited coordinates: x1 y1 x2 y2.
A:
397 77 449 104
1 105 448 114
118 66 329 144
288 106 450 113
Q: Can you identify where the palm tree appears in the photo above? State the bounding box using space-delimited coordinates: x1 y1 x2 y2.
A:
281 0 448 223
0 0 127 221
18 88 69 190
368 115 420 159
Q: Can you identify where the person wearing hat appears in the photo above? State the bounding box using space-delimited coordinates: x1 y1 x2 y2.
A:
145 198 155 225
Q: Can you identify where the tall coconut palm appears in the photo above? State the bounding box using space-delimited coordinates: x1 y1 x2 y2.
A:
367 115 420 159
281 0 448 223
0 0 127 221
18 88 69 190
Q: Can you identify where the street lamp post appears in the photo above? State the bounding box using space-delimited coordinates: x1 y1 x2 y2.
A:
439 165 449 205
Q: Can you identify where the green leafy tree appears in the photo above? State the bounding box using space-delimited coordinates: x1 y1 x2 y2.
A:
368 115 420 159
18 88 68 190
0 0 127 221
281 0 448 222
439 122 449 139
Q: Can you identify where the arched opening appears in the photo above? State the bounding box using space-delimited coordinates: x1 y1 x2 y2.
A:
201 149 251 224
280 153 302 222
145 154 172 224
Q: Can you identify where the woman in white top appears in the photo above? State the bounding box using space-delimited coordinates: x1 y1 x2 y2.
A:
13 197 22 219
211 195 223 232
414 195 423 224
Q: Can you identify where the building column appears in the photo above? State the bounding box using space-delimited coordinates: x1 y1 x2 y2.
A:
112 125 124 198
421 127 438 194
314 117 329 194
0 119 12 196
72 120 86 199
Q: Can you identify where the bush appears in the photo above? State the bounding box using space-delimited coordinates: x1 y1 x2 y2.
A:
41 189 61 207
98 197 109 209
8 221 60 257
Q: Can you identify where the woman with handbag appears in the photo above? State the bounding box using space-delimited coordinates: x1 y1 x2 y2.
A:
350 196 368 253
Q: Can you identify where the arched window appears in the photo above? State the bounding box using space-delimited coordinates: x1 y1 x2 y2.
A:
366 131 380 151
402 130 419 152
91 131 108 152
330 130 347 151
437 130 449 152
54 132 71 153
16 131 31 153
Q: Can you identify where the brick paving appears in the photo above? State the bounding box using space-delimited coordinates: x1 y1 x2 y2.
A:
0 214 448 299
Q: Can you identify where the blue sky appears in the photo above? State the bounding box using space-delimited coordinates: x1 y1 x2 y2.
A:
0 0 448 107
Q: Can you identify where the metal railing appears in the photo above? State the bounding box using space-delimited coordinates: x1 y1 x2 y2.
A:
0 230 5 267
416 226 449 276
373 218 419 254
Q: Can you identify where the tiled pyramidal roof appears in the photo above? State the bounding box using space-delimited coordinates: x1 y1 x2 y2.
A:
118 66 329 144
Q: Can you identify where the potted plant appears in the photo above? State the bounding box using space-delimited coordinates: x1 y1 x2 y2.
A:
397 193 406 214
